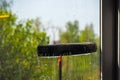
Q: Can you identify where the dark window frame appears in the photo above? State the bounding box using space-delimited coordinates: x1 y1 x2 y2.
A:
101 0 119 80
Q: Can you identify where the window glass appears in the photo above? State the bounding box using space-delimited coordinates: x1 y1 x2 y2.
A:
0 0 100 80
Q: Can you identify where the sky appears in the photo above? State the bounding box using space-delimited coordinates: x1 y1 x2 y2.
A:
12 0 100 43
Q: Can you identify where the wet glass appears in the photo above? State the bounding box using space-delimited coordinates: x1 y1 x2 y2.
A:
62 53 100 80
38 53 100 80
37 43 100 80
39 57 58 80
0 0 101 80
37 0 100 79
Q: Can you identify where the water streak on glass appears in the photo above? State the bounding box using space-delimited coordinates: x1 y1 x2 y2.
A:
62 53 100 80
0 0 101 79
39 57 58 80
39 52 100 80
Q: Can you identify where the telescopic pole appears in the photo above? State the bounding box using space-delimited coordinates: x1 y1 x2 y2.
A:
58 55 62 80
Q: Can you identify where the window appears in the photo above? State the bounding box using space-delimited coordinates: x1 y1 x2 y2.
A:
1 0 119 80
0 0 101 80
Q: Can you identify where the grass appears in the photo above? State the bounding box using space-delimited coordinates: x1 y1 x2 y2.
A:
39 52 100 80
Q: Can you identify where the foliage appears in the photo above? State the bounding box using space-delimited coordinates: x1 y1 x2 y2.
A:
59 21 100 80
60 20 80 43
62 55 100 80
80 24 96 42
59 21 97 43
0 0 49 80
0 0 12 11
0 0 100 80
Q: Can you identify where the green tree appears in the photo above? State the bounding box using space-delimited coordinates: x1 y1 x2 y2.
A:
79 24 96 42
0 0 49 80
59 22 100 79
60 20 80 43
0 0 12 10
31 17 43 32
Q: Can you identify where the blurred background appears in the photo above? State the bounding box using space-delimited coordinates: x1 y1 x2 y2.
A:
0 0 100 80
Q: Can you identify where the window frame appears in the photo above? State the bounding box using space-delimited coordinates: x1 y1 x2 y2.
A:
118 0 120 79
101 0 119 80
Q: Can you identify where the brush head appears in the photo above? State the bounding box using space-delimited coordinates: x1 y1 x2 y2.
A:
37 42 97 56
